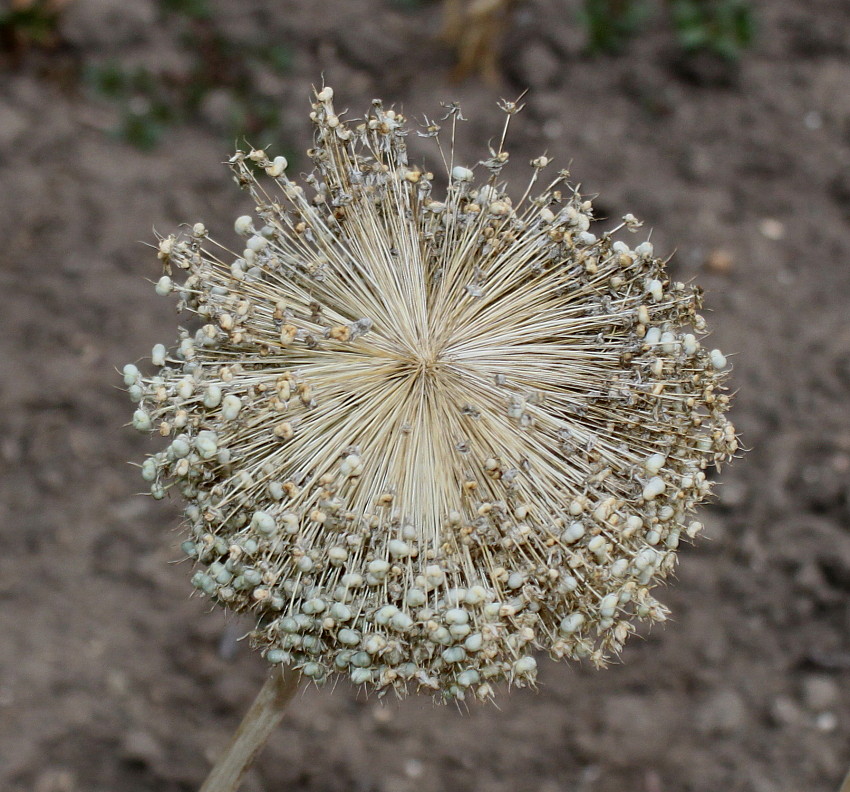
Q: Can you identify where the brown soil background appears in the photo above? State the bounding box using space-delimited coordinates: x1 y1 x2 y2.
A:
1 1 849 791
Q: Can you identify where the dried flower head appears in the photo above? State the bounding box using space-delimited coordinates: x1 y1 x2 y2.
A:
125 85 737 702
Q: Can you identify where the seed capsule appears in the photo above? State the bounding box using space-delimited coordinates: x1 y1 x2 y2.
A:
265 156 288 178
222 395 242 421
451 166 474 182
642 476 666 501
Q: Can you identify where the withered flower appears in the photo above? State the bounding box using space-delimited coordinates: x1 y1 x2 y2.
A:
126 86 737 706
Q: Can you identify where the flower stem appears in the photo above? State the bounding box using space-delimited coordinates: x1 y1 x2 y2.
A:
199 666 302 792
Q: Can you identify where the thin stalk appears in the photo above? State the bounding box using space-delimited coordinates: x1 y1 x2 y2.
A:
199 666 302 792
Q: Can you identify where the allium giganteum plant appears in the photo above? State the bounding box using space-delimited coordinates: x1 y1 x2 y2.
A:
124 85 737 787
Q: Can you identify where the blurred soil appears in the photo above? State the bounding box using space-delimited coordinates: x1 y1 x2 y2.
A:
1 1 849 791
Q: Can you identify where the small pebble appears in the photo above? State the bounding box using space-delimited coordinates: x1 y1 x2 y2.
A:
758 218 785 240
705 248 734 274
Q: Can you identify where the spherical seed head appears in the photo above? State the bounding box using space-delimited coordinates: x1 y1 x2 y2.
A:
126 87 738 701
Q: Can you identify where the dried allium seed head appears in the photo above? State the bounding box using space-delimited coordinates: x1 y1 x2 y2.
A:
126 86 737 701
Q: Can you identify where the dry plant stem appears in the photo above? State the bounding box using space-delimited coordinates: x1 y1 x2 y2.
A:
199 666 302 792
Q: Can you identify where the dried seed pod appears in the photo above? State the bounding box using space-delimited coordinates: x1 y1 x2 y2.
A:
124 86 737 702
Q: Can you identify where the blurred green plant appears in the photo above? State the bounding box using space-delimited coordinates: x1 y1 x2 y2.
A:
0 0 64 54
576 0 754 59
84 2 296 152
159 0 212 20
120 103 174 150
668 0 754 60
85 61 174 149
580 0 651 54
